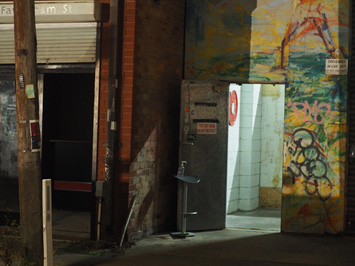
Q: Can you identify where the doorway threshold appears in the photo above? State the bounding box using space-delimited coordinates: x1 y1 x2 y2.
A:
52 209 90 240
226 208 281 232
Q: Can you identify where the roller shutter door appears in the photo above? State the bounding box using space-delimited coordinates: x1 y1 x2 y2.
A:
0 22 97 64
0 0 100 64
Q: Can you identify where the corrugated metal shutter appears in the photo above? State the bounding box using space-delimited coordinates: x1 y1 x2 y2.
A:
347 3 355 232
0 22 97 64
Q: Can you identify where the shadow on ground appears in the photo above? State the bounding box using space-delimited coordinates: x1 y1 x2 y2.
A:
53 229 355 266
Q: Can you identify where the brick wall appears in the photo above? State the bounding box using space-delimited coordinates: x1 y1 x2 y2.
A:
97 0 110 184
97 0 137 241
112 0 135 239
97 0 185 241
126 0 185 241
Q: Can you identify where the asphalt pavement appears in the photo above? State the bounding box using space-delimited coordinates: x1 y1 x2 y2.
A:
52 229 355 266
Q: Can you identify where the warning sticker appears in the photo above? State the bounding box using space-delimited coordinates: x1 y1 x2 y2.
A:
197 123 217 135
26 84 35 99
29 120 40 152
325 59 348 75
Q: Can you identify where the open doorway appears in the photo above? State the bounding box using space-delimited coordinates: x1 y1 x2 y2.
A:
177 81 284 233
41 73 95 239
226 84 285 232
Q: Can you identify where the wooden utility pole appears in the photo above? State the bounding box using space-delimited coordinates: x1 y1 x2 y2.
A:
13 0 43 264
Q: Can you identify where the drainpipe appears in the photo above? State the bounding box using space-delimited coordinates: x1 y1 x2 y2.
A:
100 0 123 231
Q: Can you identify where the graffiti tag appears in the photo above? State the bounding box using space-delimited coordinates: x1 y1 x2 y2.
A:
287 128 333 202
287 100 333 125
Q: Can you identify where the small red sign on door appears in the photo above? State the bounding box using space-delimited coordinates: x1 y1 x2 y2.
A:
197 123 217 134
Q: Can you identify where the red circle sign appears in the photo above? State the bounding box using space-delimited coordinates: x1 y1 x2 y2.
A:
229 90 238 126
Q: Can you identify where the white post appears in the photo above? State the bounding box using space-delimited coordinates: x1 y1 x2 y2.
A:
42 179 53 266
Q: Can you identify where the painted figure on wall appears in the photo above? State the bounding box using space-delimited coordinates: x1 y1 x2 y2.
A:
279 0 337 69
250 0 347 83
185 0 350 234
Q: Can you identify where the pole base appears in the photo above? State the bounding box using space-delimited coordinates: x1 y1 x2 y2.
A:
170 232 196 238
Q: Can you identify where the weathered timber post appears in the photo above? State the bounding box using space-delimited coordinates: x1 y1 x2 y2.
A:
13 0 43 264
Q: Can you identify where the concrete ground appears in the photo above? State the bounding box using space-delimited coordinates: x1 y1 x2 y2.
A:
53 229 355 266
2 209 355 265
53 209 91 240
226 208 281 232
50 208 355 266
51 208 281 240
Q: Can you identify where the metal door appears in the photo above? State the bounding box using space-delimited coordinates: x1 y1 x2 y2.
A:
178 80 228 231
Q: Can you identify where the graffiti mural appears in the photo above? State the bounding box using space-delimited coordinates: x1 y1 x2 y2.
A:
286 128 333 202
283 123 346 233
185 0 257 81
287 100 334 125
250 0 349 234
250 0 348 82
185 0 350 233
279 0 337 69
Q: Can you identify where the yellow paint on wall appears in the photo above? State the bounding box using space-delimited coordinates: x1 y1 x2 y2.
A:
262 84 281 97
272 175 281 188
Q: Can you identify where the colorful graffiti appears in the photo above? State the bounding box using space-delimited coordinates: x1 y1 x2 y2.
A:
249 0 349 82
185 0 349 83
248 0 348 233
283 123 346 233
287 100 334 125
286 128 333 202
279 0 337 69
185 0 349 234
280 0 349 234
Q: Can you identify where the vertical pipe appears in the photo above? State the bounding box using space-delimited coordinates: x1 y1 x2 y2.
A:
102 0 119 226
38 74 43 159
42 179 53 266
181 182 188 235
96 198 102 241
